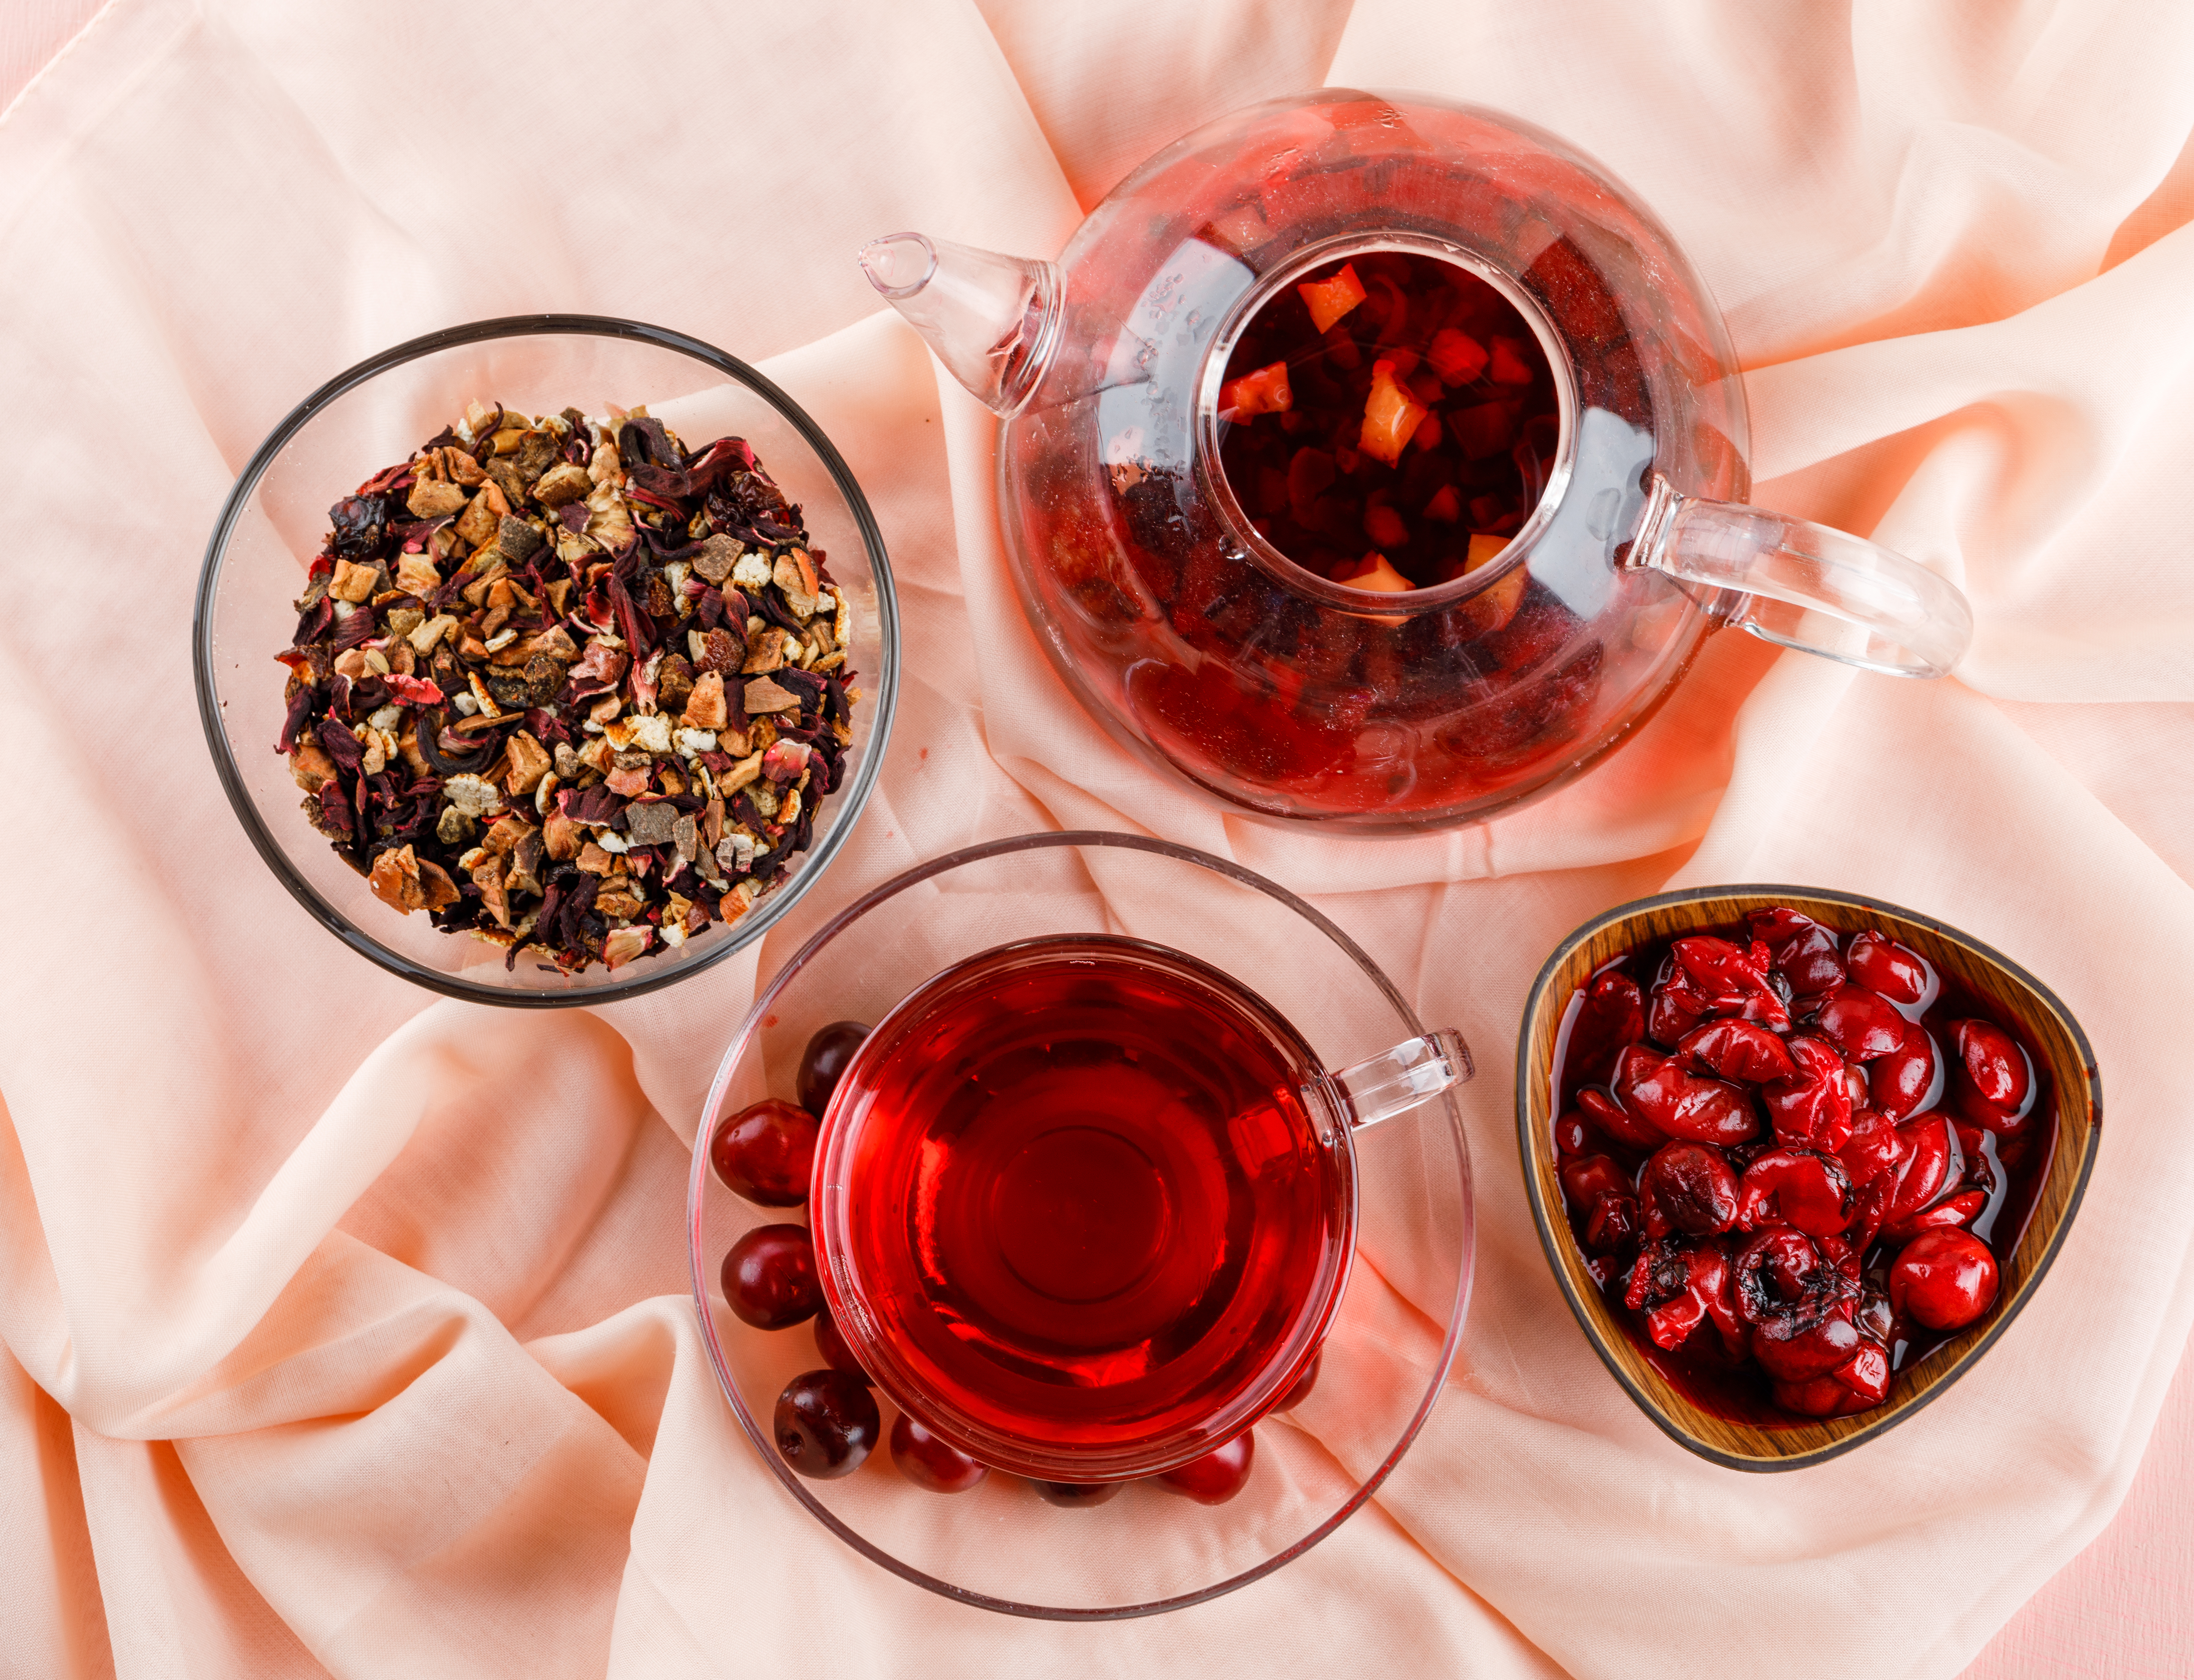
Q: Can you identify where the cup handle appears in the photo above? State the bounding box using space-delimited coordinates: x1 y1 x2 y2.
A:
1627 473 1973 678
1329 1029 1473 1129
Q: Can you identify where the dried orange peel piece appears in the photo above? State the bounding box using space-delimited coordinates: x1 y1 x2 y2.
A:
1219 359 1292 420
1297 263 1367 334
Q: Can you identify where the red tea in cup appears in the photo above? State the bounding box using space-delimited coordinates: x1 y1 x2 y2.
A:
812 936 1373 1482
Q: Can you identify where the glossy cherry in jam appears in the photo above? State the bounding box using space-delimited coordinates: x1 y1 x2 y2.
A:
1156 1431 1256 1505
711 1099 821 1207
797 1019 872 1115
1952 1019 2032 1113
721 1224 823 1330
1869 1025 1940 1122
1639 1142 1739 1237
1846 932 1929 1004
889 1412 989 1494
1889 1229 2000 1331
774 1369 881 1480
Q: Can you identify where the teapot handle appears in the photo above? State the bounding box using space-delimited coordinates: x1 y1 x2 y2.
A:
1629 475 1973 678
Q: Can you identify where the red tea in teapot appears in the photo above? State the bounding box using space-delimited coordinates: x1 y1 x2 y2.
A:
816 937 1350 1474
1215 249 1562 592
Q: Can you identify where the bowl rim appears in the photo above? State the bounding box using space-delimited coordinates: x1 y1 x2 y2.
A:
1514 882 2103 1472
192 312 899 1007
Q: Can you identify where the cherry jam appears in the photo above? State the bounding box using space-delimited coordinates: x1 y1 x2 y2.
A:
1549 912 2055 1426
1216 248 1562 589
815 937 1350 1475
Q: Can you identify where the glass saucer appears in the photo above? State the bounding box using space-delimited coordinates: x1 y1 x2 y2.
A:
686 832 1476 1618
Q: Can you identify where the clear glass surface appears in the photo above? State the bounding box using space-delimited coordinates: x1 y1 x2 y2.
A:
1648 492 1974 677
687 832 1477 1618
193 317 899 1005
870 89 1973 832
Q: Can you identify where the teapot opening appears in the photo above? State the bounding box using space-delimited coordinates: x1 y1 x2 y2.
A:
1194 233 1577 620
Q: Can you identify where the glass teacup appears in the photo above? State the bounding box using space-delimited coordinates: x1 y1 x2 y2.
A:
688 830 1478 1616
813 932 1465 1482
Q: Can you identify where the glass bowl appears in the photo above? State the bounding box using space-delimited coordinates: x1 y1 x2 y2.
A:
686 831 1477 1618
193 315 899 1005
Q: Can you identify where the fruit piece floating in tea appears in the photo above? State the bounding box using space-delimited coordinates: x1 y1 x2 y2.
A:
1549 907 2049 1421
275 400 861 976
1215 251 1562 591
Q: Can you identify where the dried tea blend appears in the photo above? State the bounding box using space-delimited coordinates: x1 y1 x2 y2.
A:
276 400 859 975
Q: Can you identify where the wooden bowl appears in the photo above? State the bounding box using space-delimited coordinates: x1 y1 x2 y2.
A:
1517 885 2101 1472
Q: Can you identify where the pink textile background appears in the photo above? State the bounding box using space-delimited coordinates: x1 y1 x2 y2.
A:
2 3 2191 1677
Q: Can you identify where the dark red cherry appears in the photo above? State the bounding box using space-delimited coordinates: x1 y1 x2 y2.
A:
1034 1479 1121 1507
1837 1109 1901 1187
1868 1025 1939 1122
1157 1432 1255 1506
1769 924 1846 1001
1553 1112 1592 1156
711 1099 821 1207
1578 1085 1665 1151
1885 1116 1956 1226
1674 1018 1796 1083
1813 986 1908 1062
1750 1312 1862 1383
1559 1154 1630 1210
1733 1148 1854 1238
1889 1229 2000 1331
774 1369 880 1479
812 1305 868 1381
1953 1020 2030 1110
720 1224 822 1329
797 1020 872 1115
1565 971 1646 1087
890 1412 988 1493
1610 1046 1758 1146
1846 932 1929 1004
1277 1351 1321 1411
1639 1141 1739 1237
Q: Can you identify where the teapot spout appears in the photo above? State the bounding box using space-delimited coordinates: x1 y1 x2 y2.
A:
858 232 1063 417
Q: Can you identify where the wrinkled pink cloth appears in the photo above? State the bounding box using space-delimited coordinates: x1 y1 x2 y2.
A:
3 4 2192 1678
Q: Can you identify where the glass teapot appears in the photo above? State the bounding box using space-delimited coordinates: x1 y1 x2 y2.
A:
861 89 1971 831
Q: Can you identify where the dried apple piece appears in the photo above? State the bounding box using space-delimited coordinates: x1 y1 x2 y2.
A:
1358 361 1427 466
